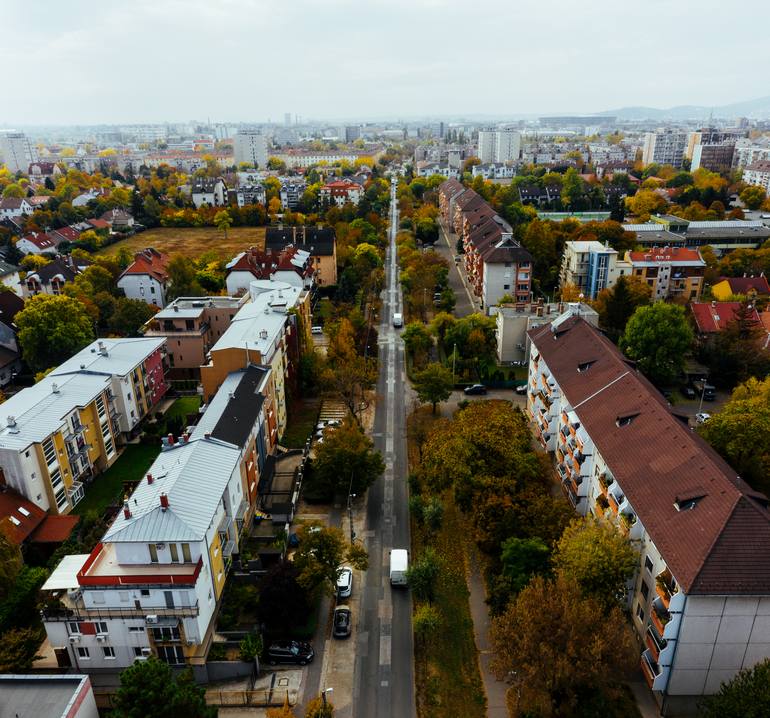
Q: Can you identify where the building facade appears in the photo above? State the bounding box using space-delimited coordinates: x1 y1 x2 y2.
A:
0 131 38 173
642 130 689 168
234 130 268 169
559 241 631 299
626 247 706 302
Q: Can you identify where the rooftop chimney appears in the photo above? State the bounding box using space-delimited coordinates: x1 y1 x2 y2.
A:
160 493 169 511
97 340 107 356
167 433 175 446
6 416 15 428
123 501 132 519
146 473 153 485
51 383 59 394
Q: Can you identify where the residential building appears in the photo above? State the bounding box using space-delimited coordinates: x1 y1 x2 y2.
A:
200 280 311 438
0 131 38 173
23 258 79 297
642 130 689 168
234 129 268 169
72 189 109 208
711 275 770 301
0 338 167 513
733 141 770 170
0 674 97 718
686 129 741 172
559 241 631 299
0 258 21 295
225 246 313 295
230 184 266 208
690 301 761 335
191 177 227 208
495 301 597 364
143 296 247 380
0 197 34 220
528 312 770 716
117 248 170 307
741 160 770 193
0 290 24 386
477 129 521 164
279 180 307 210
99 209 134 230
471 163 517 180
319 180 363 207
28 161 62 179
265 226 337 286
0 486 79 552
626 247 706 302
437 178 466 226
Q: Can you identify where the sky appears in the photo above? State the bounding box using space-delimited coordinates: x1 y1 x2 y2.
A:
2 0 770 126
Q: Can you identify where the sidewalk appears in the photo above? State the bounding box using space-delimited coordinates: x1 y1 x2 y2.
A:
466 547 509 717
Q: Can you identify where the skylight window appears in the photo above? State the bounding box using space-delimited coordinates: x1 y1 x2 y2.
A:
674 489 706 512
615 412 640 428
577 360 596 373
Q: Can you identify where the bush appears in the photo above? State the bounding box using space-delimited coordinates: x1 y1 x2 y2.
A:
0 566 48 634
239 633 263 662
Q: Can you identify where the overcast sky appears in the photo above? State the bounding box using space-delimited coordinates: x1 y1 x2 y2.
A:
2 0 769 126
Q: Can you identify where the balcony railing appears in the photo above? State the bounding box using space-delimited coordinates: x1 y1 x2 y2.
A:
651 602 670 638
607 493 622 515
656 574 677 609
42 601 200 622
641 650 661 690
645 626 667 662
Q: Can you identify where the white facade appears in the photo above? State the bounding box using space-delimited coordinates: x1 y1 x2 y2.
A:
0 131 38 173
117 273 167 308
560 240 631 298
741 162 770 193
234 130 268 169
478 130 496 164
477 129 521 164
0 197 34 220
642 131 689 168
191 178 227 208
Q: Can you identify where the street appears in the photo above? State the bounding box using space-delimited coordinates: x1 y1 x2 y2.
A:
352 179 415 718
435 217 479 317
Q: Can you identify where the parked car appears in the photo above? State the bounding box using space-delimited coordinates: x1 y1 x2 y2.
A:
333 606 352 638
683 386 696 399
515 384 528 395
336 566 353 598
266 640 315 665
311 326 323 335
464 384 487 395
696 412 711 425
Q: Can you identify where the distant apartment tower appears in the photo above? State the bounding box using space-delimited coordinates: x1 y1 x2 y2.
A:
234 130 268 169
345 125 361 142
686 129 739 172
0 131 38 173
642 130 688 168
477 129 521 164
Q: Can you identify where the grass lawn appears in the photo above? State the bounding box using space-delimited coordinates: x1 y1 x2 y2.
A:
408 408 486 718
165 396 201 422
281 399 320 449
73 444 161 517
98 226 266 259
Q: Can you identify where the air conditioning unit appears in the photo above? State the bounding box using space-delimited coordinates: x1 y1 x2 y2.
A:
145 615 159 624
68 635 81 644
96 634 108 642
141 647 152 656
134 656 148 662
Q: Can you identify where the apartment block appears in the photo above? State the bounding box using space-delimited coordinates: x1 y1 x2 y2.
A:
559 241 631 299
477 129 520 164
0 131 38 173
265 226 337 286
0 338 168 514
225 246 314 296
234 129 268 169
741 160 770 193
626 247 706 301
642 130 689 168
143 296 247 379
528 312 770 716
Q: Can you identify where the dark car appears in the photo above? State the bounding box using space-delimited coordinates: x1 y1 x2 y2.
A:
683 386 696 399
266 640 315 665
463 384 487 395
333 607 352 638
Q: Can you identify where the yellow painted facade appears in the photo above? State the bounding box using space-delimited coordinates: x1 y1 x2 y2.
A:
208 532 226 599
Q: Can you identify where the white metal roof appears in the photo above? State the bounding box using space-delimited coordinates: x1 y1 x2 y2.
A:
103 437 240 544
51 338 165 378
42 553 90 591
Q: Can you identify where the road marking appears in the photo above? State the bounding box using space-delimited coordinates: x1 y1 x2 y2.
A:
379 634 392 666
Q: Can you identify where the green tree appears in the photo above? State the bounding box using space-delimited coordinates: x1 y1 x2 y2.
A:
739 185 766 210
109 297 158 336
1 183 25 199
413 363 454 413
553 518 637 611
111 657 216 718
401 322 433 369
309 418 385 496
413 604 441 646
522 219 559 290
490 576 637 717
500 536 551 595
592 275 651 343
0 519 23 600
701 376 770 492
214 209 232 239
0 627 44 672
15 294 95 372
620 302 693 385
238 633 263 662
406 547 441 604
166 255 206 300
292 523 368 596
561 168 585 210
699 658 770 718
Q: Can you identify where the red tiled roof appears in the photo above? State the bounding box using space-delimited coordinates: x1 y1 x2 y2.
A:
0 489 46 544
628 247 703 263
227 246 312 280
27 195 52 206
717 276 770 295
529 317 770 595
690 302 760 333
50 226 81 243
19 232 55 250
29 514 79 543
86 218 110 230
120 248 170 282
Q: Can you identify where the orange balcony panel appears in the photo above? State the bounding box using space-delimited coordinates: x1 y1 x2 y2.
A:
607 494 619 515
641 656 655 690
651 608 667 637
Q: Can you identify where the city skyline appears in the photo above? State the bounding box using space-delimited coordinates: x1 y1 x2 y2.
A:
3 0 770 125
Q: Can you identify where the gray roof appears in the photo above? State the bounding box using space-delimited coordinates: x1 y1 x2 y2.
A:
0 675 93 718
103 437 241 543
51 338 165 378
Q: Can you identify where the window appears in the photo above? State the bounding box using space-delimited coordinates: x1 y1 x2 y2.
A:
185 320 194 331
77 647 90 659
95 621 108 633
640 581 650 600
182 543 192 562
503 284 510 290
169 544 179 563
150 286 156 294
102 646 116 659
133 646 144 657
635 602 645 622
157 645 185 665
43 438 56 466
68 621 80 634
141 589 150 597
148 544 158 563
644 555 654 574
152 626 180 642
129 626 145 633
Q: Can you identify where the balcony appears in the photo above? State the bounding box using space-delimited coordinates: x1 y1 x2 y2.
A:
607 492 623 515
645 625 667 663
42 601 200 622
656 572 678 610
641 649 661 690
598 473 610 496
651 601 671 638
595 494 610 515
619 512 637 535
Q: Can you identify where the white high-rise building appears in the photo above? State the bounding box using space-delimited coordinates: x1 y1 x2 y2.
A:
642 130 689 168
0 131 38 173
234 130 268 169
477 128 521 164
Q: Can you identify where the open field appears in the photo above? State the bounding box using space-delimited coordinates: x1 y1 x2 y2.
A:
98 226 266 258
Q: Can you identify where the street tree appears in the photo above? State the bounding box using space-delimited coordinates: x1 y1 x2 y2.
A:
413 362 454 413
592 275 651 343
699 658 770 718
413 604 441 646
490 575 637 717
111 657 216 718
309 418 385 496
401 321 433 369
552 518 637 611
406 547 441 604
620 302 693 385
15 294 94 372
292 523 368 596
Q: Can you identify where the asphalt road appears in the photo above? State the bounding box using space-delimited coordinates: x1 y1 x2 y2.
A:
352 180 415 718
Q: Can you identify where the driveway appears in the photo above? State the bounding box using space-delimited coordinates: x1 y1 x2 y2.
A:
435 220 480 317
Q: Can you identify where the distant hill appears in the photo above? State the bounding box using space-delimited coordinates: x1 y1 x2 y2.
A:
598 96 770 121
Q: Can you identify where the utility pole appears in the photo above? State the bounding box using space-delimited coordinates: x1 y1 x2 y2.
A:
452 343 457 383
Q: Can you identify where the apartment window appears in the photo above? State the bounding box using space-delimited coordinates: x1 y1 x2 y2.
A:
77 647 90 659
148 544 159 563
141 589 150 597
68 622 80 634
169 543 179 563
151 286 156 294
152 626 180 642
640 580 650 600
129 626 145 633
95 621 108 633
95 396 106 419
503 284 510 290
102 646 116 659
43 438 56 466
157 645 185 665
185 320 194 331
133 646 144 656
644 555 654 574
181 543 192 563
635 602 645 622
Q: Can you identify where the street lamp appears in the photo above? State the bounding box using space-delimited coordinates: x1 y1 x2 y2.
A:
452 343 457 384
321 687 334 708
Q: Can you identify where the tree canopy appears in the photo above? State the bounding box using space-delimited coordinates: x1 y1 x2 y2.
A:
412 362 454 413
699 658 770 718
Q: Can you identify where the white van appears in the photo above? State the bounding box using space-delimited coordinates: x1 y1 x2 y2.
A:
389 549 408 586
392 312 403 328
